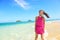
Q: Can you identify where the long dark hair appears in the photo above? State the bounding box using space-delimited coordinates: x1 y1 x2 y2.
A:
39 10 50 18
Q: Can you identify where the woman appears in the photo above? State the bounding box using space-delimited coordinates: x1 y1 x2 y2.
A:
35 10 50 40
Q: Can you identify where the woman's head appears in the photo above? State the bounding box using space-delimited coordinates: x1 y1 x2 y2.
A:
39 10 50 18
39 10 44 16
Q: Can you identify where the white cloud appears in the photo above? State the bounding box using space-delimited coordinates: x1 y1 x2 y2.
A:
14 0 30 9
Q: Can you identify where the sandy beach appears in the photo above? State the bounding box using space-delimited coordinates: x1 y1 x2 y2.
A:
0 21 60 40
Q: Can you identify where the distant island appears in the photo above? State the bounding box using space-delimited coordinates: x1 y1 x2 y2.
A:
28 20 32 22
16 20 21 22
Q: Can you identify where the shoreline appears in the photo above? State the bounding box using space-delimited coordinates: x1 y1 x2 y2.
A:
0 20 60 40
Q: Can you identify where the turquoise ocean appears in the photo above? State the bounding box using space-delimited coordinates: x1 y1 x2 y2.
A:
0 19 60 27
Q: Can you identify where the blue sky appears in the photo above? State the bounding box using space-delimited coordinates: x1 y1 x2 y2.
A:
0 0 60 22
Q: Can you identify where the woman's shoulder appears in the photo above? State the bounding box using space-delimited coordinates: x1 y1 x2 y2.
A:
35 16 39 18
42 16 45 20
35 16 39 20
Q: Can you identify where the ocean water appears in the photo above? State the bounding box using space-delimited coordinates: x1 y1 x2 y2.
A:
0 21 34 26
0 21 35 40
0 19 60 27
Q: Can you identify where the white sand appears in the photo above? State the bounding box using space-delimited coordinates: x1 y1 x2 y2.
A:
0 21 60 40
